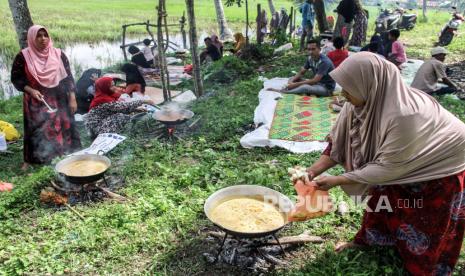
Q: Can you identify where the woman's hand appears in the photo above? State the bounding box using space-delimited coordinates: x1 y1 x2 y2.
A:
315 176 343 191
306 169 316 181
29 89 43 101
68 93 77 114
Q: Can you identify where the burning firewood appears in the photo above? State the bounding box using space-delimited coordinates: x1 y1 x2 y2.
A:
40 187 85 220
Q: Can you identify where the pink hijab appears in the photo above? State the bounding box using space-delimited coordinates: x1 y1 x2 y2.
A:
21 25 68 88
329 52 465 196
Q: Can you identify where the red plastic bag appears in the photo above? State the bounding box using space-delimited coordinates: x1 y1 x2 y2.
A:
288 180 332 222
0 181 13 192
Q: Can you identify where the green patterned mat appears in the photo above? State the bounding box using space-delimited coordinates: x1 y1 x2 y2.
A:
269 95 338 142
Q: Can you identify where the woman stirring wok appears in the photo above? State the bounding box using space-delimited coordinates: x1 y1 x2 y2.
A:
11 25 81 168
299 52 465 275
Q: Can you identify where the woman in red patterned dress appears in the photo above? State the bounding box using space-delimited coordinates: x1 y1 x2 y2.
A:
302 52 465 275
11 25 81 168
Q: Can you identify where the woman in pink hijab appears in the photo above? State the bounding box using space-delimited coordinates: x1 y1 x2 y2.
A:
301 52 465 275
11 25 81 168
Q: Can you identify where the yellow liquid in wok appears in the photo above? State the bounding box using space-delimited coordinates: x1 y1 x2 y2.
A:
60 160 107 177
210 197 286 233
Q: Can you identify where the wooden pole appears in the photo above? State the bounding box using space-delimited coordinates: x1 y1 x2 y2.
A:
180 11 187 49
245 0 249 45
256 4 261 44
161 0 171 100
122 26 128 61
293 8 296 39
145 20 158 68
157 2 169 102
289 7 294 38
185 0 204 97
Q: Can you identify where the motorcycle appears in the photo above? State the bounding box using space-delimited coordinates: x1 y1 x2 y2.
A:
374 4 417 35
438 8 464 46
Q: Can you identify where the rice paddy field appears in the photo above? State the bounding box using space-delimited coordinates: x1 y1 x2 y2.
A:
0 0 464 60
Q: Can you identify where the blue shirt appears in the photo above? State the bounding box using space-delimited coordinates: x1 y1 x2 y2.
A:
301 2 315 28
303 54 336 91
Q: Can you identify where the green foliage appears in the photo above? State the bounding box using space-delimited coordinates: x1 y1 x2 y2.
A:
273 28 290 47
202 55 255 84
238 43 275 62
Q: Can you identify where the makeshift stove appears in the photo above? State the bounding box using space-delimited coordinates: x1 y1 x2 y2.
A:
203 230 323 272
152 108 194 141
41 174 126 208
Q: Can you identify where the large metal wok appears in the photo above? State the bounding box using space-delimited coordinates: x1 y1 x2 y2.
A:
55 153 111 184
204 185 294 259
204 185 294 238
152 109 194 125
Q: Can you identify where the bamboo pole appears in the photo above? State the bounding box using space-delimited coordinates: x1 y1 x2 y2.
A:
157 1 169 102
185 0 204 97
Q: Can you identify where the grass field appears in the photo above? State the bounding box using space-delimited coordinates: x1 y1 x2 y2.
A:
1 1 465 274
0 0 464 61
1 49 465 275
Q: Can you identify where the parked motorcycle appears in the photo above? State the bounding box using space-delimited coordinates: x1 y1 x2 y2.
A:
438 8 464 46
374 4 417 35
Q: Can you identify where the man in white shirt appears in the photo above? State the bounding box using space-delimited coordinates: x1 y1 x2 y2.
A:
411 47 457 95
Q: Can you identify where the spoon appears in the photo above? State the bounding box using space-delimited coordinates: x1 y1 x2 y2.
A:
40 97 57 113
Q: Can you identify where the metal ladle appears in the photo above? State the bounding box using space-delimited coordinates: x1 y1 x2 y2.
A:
40 97 57 113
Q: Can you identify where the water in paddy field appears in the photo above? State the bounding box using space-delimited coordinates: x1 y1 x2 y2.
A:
0 29 230 100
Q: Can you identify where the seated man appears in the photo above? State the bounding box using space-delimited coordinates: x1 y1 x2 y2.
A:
411 47 457 95
327 37 348 68
200 37 221 64
272 40 335 96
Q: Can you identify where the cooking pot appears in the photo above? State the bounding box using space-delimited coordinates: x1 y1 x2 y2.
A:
55 152 111 184
204 185 294 238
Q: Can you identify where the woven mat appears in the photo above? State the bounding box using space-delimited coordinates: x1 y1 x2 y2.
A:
269 94 338 142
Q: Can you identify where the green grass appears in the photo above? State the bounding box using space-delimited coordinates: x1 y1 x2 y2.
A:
1 48 465 275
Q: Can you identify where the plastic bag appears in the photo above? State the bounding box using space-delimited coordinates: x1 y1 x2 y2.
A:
0 120 20 141
288 180 332 222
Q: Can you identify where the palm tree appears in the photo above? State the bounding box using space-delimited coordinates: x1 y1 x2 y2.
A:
213 0 233 40
8 0 33 49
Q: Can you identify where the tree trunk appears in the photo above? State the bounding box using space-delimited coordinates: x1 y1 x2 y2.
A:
267 0 276 15
313 0 329 33
422 0 427 20
186 0 204 97
8 0 34 49
213 0 233 40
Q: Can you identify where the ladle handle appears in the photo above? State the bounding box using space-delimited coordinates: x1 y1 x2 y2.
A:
40 98 55 112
